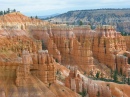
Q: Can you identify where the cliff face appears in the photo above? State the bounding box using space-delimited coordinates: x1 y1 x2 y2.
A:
49 26 94 73
0 50 80 97
92 25 130 76
0 12 80 97
30 24 130 97
33 24 130 76
31 23 130 97
0 12 130 97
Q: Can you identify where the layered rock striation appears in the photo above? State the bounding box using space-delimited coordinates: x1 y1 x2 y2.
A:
93 25 130 76
0 12 80 97
0 12 130 97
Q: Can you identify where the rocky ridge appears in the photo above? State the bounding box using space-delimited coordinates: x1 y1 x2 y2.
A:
47 9 130 34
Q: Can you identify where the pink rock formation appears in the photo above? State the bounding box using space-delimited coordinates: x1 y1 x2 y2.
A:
93 25 129 76
0 12 80 97
47 26 95 73
65 67 83 93
0 12 130 97
37 50 56 84
16 50 32 86
16 49 56 86
32 24 130 77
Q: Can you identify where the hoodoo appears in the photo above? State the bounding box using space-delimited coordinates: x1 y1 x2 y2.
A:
0 12 130 97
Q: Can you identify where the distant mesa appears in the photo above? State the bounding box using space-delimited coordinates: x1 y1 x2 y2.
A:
47 8 130 35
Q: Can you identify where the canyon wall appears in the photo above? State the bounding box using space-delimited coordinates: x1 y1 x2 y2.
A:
0 12 130 97
34 25 130 77
0 12 80 97
92 25 130 76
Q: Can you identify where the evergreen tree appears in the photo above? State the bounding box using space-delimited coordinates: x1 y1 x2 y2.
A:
128 77 130 85
13 9 16 12
110 69 113 79
96 91 100 97
4 10 6 15
96 71 100 79
79 20 83 26
1 11 3 15
113 70 118 82
7 8 10 13
0 8 16 15
120 68 122 75
78 89 87 97
0 11 3 15
35 15 38 19
122 74 126 84
42 40 47 50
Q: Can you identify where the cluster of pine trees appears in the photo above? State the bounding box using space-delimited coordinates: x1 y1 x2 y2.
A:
0 8 16 15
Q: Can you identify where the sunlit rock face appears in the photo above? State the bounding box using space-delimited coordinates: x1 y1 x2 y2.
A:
15 50 31 86
0 49 80 97
64 66 130 97
92 25 130 76
47 26 95 74
82 77 130 97
65 67 83 93
15 50 56 86
0 50 56 97
125 36 130 52
0 12 130 97
37 50 56 84
0 12 48 30
0 12 81 97
29 24 130 77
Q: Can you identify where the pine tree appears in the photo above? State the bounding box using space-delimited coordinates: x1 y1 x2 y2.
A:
13 9 16 12
110 69 113 79
128 77 130 85
35 16 38 19
0 11 3 15
113 70 118 82
96 71 100 79
7 8 10 13
1 11 3 15
4 10 6 15
122 74 126 84
79 20 83 26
